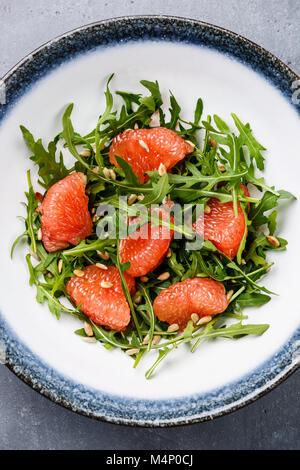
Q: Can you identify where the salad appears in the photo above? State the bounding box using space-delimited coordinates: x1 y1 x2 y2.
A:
12 76 295 379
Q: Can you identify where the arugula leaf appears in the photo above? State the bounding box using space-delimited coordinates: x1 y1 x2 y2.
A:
234 292 271 308
232 113 266 170
20 126 70 189
140 79 163 107
167 92 181 130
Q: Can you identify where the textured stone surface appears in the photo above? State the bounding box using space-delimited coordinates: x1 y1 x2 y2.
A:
0 0 299 450
1 0 300 78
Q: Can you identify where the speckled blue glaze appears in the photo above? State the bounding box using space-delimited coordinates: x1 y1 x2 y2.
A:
1 16 300 426
1 16 300 124
1 315 299 426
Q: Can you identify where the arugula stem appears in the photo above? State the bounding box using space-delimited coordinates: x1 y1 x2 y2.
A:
116 240 142 341
137 284 156 350
26 170 38 254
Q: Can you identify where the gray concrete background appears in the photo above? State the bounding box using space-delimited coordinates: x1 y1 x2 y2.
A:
0 0 300 450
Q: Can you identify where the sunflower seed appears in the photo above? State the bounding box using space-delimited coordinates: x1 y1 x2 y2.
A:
267 235 280 247
167 323 179 333
96 263 108 270
97 251 110 261
142 334 150 345
79 150 92 157
126 348 139 356
197 316 212 325
84 322 94 337
128 194 138 206
152 335 161 345
191 313 199 323
103 167 111 179
74 269 85 277
109 169 116 180
157 272 170 281
58 259 63 274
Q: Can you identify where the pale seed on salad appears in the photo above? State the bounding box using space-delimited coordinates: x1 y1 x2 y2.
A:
126 348 139 356
197 316 212 325
109 169 116 180
37 228 42 240
96 263 108 270
103 167 112 179
58 259 63 274
74 269 85 277
167 323 179 333
79 149 91 157
142 334 150 345
267 235 280 247
84 322 94 337
157 272 170 281
191 313 199 323
128 194 138 206
97 251 110 261
152 335 161 345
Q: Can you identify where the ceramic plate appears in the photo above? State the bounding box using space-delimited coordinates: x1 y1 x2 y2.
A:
0 16 300 426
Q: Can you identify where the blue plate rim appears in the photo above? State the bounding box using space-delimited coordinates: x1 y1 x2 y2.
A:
1 15 299 426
